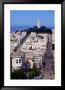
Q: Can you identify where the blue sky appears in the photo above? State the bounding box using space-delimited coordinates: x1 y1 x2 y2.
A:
10 10 54 28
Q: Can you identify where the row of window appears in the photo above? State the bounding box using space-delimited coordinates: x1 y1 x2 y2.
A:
16 59 22 63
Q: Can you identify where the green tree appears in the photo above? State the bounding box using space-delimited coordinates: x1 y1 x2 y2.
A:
11 69 27 79
28 66 41 79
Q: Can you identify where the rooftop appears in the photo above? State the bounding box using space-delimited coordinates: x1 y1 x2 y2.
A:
10 51 25 58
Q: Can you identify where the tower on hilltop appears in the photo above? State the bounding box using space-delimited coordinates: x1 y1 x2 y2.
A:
37 19 40 28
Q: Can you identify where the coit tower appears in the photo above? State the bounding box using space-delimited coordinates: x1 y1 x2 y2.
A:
37 19 40 28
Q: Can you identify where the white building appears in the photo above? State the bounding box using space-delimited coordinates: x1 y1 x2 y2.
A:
34 55 43 69
11 52 25 71
21 31 27 38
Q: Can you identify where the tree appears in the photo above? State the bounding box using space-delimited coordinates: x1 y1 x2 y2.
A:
15 30 19 33
33 26 38 32
46 28 52 34
11 69 27 79
40 26 46 30
28 66 41 79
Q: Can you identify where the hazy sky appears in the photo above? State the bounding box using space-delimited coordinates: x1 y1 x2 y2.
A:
10 10 54 28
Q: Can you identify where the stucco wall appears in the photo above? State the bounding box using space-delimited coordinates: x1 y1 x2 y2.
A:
12 57 22 70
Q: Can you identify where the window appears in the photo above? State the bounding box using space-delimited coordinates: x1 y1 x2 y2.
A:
16 59 18 63
52 44 55 50
19 59 21 63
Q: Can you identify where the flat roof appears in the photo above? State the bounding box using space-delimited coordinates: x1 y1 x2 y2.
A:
10 52 25 58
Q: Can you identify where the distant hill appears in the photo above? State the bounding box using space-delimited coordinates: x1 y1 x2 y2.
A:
11 26 29 32
26 26 52 34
